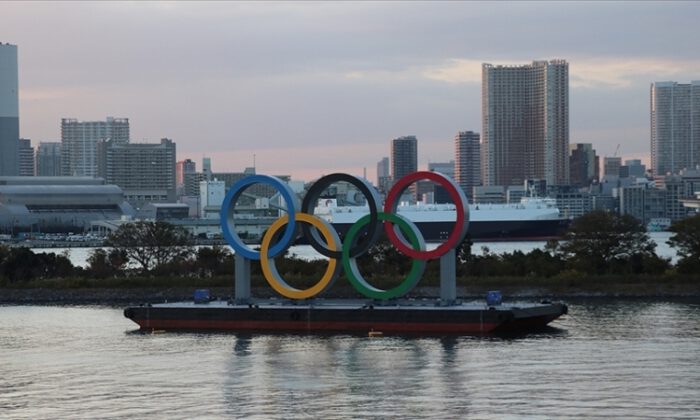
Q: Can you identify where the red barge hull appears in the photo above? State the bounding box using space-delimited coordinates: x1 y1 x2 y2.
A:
124 300 567 335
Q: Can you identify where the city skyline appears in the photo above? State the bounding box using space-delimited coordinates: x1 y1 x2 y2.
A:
3 2 700 181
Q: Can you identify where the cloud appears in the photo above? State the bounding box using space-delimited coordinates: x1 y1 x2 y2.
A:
370 56 700 90
419 57 700 89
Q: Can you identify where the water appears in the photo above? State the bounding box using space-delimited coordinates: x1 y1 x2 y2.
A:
32 232 679 267
1 301 699 418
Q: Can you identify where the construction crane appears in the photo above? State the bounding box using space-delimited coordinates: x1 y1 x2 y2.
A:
613 144 620 158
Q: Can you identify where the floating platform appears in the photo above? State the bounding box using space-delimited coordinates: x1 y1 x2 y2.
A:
123 299 567 335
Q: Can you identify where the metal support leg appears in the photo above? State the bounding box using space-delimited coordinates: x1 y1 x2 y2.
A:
440 248 456 304
235 253 251 303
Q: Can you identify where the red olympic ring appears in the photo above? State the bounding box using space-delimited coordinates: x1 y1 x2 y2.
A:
384 171 469 260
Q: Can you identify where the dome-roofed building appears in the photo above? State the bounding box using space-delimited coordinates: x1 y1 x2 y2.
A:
0 176 135 234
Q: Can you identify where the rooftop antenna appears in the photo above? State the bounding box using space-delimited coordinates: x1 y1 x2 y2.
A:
253 153 256 172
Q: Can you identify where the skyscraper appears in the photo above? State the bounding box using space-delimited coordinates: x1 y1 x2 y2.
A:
569 143 598 187
376 156 390 193
0 43 19 176
603 156 622 178
454 131 481 197
391 135 417 183
482 60 569 186
176 159 197 196
36 142 62 176
650 81 700 176
18 138 34 176
61 117 129 176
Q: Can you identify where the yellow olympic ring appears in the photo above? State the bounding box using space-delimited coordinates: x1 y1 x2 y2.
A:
260 213 341 299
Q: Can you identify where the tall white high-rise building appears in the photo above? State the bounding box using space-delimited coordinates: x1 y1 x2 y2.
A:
482 60 569 186
454 131 481 198
0 42 19 176
61 117 129 176
650 81 700 176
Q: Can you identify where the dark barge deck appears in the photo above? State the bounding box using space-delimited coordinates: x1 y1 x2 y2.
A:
124 299 567 335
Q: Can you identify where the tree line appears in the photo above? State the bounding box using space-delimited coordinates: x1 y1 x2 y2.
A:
1 212 699 286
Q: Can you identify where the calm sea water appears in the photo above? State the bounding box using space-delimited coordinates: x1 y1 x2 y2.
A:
32 232 678 267
1 301 698 418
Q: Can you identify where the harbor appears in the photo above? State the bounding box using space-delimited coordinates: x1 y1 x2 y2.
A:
2 301 699 418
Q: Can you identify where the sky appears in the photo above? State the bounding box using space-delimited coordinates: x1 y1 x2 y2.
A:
3 1 700 182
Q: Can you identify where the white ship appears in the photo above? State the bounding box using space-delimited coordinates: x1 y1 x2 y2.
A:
314 197 568 241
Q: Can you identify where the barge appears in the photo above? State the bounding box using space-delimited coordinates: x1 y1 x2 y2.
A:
123 299 567 335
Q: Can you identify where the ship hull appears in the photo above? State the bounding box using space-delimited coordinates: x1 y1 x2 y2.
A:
124 300 567 335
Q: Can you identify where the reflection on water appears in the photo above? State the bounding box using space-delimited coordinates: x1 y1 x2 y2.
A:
1 300 699 418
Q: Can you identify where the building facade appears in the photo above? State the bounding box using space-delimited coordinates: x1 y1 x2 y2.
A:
0 176 134 234
569 143 598 187
603 156 622 178
454 131 481 198
428 160 455 203
176 159 197 196
18 138 34 176
391 136 417 183
482 60 569 186
0 43 19 176
61 117 130 176
651 81 700 176
35 142 62 176
376 157 390 194
98 138 176 207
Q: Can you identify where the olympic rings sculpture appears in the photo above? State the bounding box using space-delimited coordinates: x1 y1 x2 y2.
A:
220 171 469 300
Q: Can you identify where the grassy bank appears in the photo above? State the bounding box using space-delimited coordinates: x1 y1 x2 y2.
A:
2 272 699 304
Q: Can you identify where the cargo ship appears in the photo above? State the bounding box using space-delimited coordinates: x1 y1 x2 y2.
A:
314 197 569 241
124 298 567 335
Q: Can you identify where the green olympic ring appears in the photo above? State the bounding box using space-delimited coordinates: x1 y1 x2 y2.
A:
342 212 426 300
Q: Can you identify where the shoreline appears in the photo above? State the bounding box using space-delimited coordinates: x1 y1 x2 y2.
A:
2 286 699 306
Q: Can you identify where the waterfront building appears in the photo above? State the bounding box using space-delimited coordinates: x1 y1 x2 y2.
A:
0 43 19 176
603 157 622 178
619 185 667 226
0 176 134 233
621 159 646 179
454 131 481 198
482 60 569 186
97 138 176 208
650 81 700 176
549 186 593 219
35 142 62 176
569 143 599 187
203 157 212 180
391 136 418 183
391 135 418 202
61 117 129 176
200 179 226 219
18 138 34 176
473 185 506 204
176 159 196 196
428 161 455 204
376 157 390 194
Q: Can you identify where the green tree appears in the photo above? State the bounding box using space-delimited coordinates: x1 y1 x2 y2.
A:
105 221 193 273
193 245 234 277
86 248 129 278
556 210 665 275
0 246 75 283
668 214 700 274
